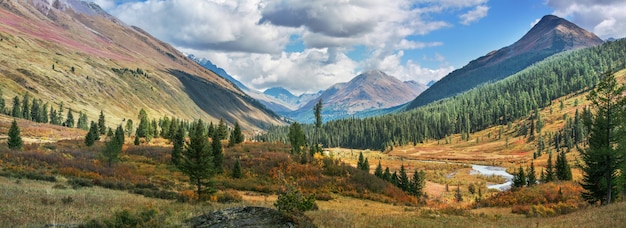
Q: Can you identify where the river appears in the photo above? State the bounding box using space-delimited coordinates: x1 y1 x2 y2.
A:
471 164 514 191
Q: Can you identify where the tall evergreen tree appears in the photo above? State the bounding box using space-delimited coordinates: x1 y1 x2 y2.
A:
171 124 185 167
313 99 323 153
544 151 555 182
174 120 215 199
7 119 22 151
455 184 463 202
382 167 391 182
212 131 224 174
21 93 30 120
98 110 106 135
410 170 426 197
228 121 244 147
374 160 383 178
288 122 306 154
124 119 134 137
555 150 572 181
77 111 88 130
11 96 21 118
398 164 409 191
41 102 48 123
232 159 242 179
85 121 99 146
30 98 40 122
0 87 5 114
357 152 365 170
65 108 75 128
216 119 228 140
527 162 537 186
136 109 150 139
580 70 625 205
101 126 124 167
513 166 526 188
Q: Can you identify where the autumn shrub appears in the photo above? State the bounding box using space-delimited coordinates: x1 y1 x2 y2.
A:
216 190 243 203
69 178 94 189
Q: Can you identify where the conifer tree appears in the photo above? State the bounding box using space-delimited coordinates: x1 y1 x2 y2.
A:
11 96 21 118
30 98 40 122
98 110 106 135
85 121 99 146
391 171 398 186
133 135 140 145
41 102 48 123
374 160 383 178
232 159 242 179
544 151 555 182
513 166 526 188
456 184 463 202
77 111 88 130
171 124 184 166
288 122 306 154
357 152 365 170
527 162 537 186
124 119 134 137
228 122 244 147
216 119 228 140
7 119 22 151
101 125 124 167
362 158 369 172
65 108 75 128
212 131 224 174
173 119 215 199
136 109 150 139
581 70 625 205
382 167 391 182
398 164 409 191
556 150 573 181
410 170 426 197
21 93 30 120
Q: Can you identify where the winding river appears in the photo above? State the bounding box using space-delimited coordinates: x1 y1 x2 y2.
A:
471 164 514 191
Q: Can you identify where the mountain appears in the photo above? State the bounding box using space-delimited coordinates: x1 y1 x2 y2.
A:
288 70 427 122
187 55 249 91
406 15 604 110
264 87 296 100
0 0 283 129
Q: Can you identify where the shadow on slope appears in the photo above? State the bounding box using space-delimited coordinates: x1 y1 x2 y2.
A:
167 69 280 128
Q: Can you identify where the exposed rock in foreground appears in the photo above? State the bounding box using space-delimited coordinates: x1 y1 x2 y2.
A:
186 206 315 228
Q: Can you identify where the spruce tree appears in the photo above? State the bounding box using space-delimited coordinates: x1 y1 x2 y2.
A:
85 121 98 146
77 111 88 130
382 167 391 182
65 108 75 128
7 119 22 150
398 165 409 191
545 151 555 182
174 119 215 199
556 150 572 181
212 131 224 174
11 96 21 118
362 158 369 172
30 98 40 122
41 102 49 123
232 159 242 179
124 119 133 137
581 70 625 205
357 152 365 170
136 109 150 139
374 160 383 178
216 119 228 140
101 126 124 167
455 184 463 202
21 93 30 120
288 122 306 154
0 87 5 114
391 171 398 186
527 162 537 186
513 166 526 188
410 170 426 197
98 110 106 135
228 122 244 147
171 124 184 166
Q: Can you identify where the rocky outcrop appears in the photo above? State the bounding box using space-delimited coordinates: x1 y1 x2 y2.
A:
186 206 315 228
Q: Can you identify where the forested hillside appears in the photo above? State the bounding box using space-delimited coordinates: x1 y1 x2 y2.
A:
261 39 626 151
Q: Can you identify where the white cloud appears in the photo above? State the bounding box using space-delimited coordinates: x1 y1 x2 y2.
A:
89 0 487 93
459 5 489 25
546 0 626 39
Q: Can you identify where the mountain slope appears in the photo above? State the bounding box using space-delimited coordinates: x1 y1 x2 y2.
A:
406 15 604 110
0 0 282 129
289 70 426 122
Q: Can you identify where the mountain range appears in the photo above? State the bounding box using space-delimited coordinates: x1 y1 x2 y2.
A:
0 0 283 129
406 15 604 110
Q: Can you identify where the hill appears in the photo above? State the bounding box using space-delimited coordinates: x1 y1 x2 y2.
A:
406 15 604 110
0 0 283 129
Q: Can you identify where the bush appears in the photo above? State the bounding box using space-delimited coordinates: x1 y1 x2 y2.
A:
274 175 317 214
69 178 94 189
80 208 162 228
216 190 243 203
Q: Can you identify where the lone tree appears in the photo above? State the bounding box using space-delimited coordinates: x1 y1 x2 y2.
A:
101 126 124 167
232 159 242 179
7 119 23 150
98 110 106 135
580 70 625 205
173 120 215 199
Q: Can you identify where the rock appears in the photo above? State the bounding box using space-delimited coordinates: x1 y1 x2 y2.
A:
186 206 315 228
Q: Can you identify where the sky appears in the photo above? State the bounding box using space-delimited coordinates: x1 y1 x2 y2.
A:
88 0 626 95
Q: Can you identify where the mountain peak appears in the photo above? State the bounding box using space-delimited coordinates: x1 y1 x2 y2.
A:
264 87 296 99
407 15 603 109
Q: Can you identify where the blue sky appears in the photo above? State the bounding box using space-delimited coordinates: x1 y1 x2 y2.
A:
89 0 625 95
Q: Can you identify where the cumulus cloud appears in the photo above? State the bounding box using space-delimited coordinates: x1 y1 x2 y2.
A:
546 0 626 39
88 0 487 93
459 5 489 25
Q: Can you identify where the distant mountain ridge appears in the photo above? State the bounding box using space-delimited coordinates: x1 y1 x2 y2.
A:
406 15 604 110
